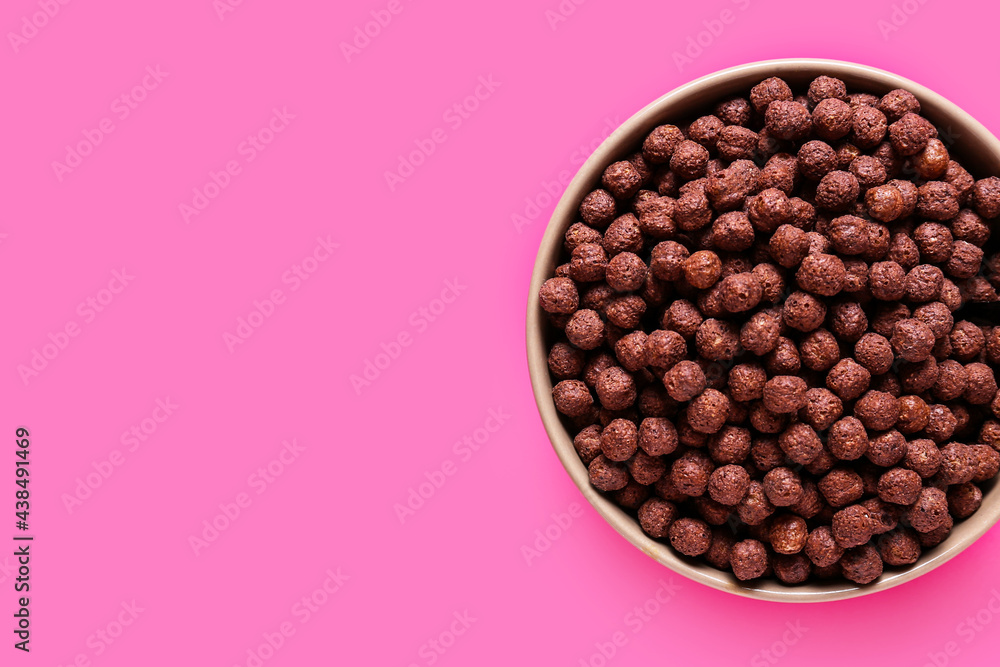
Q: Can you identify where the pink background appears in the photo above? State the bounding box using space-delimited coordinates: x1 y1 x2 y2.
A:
3 0 1000 665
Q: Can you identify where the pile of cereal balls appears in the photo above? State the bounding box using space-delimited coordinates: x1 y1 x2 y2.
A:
540 75 1000 585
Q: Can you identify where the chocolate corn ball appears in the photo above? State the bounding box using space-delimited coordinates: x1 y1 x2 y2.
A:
778 422 823 466
668 517 713 556
946 241 984 280
663 360 707 402
568 243 608 283
605 252 647 292
737 480 777 526
688 115 725 150
589 455 629 491
965 363 998 404
796 253 846 297
763 467 804 507
670 140 710 180
671 450 714 497
905 265 944 303
704 527 737 570
773 553 812 585
603 214 645 255
889 112 936 156
852 105 888 149
933 360 968 401
866 184 906 222
816 170 860 212
661 299 703 339
800 388 844 431
573 425 602 465
937 442 976 485
552 380 593 417
982 419 1000 450
799 329 840 372
867 430 907 467
798 139 839 180
850 155 887 189
917 181 961 222
766 338 801 376
629 452 667 486
614 332 647 372
914 302 954 339
877 527 922 566
918 514 954 548
712 211 755 252
829 416 869 461
747 188 792 233
840 545 883 584
805 526 844 567
878 88 920 122
602 160 643 199
600 418 638 462
638 417 678 457
951 209 991 247
869 261 907 301
783 291 827 332
947 483 983 520
827 215 869 255
854 391 900 431
708 465 751 506
687 389 731 434
708 426 752 464
638 498 678 538
854 333 893 375
719 272 763 313
769 224 809 268
716 126 759 162
897 395 931 434
828 301 870 343
766 100 812 141
818 467 865 508
642 125 686 164
812 99 853 142
649 241 689 281
907 486 949 532
740 309 782 356
696 318 740 362
579 189 617 227
763 376 808 414
827 359 872 401
644 329 686 370
877 467 922 505
899 358 938 394
770 514 809 555
683 250 722 289
913 138 950 180
925 404 958 442
973 176 1000 219
971 445 1000 482
731 539 770 581
564 222 602 253
548 342 585 380
891 318 935 363
832 504 874 548
605 295 646 329
595 367 636 410
950 321 985 362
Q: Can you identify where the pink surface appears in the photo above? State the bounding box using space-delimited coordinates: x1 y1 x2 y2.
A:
3 0 1000 665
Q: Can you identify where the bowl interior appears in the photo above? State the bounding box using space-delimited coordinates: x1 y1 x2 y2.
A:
527 58 1000 602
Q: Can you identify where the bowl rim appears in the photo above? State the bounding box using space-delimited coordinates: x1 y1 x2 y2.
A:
526 57 1000 603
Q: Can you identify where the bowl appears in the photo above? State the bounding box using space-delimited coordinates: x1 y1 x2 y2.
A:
526 58 1000 602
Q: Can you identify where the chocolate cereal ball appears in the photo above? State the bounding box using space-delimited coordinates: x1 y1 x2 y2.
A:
731 539 770 580
854 391 900 431
898 395 932 434
840 545 883 584
552 380 593 417
638 498 678 538
763 376 808 414
595 367 636 410
877 527 922 566
854 333 893 375
827 359 872 401
766 100 812 141
642 125 686 164
638 417 678 457
663 360 707 402
832 504 874 548
964 363 998 404
708 426 752 464
973 176 1000 218
891 319 935 362
668 518 712 556
588 455 629 491
683 250 722 289
719 273 763 313
783 291 827 332
816 170 860 212
877 468 922 505
800 388 844 430
805 526 844 567
708 465 751 505
645 329 687 370
763 467 804 507
687 389 731 434
602 160 643 199
548 342 585 380
796 253 846 296
889 112 936 156
696 319 740 362
539 277 579 314
605 252 647 292
778 422 823 465
852 105 888 149
770 514 809 554
948 483 983 520
671 451 714 497
907 487 949 532
829 416 869 460
905 265 944 302
869 261 907 301
579 189 617 227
